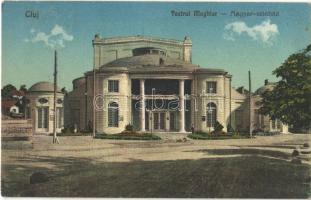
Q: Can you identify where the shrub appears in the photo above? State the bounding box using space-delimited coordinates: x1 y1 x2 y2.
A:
125 124 134 131
303 143 310 148
214 121 224 132
61 127 72 134
95 132 161 140
227 124 235 133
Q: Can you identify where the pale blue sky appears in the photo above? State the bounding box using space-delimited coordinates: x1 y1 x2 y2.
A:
2 2 311 91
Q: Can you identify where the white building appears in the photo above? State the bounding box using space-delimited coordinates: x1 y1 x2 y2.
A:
26 82 64 134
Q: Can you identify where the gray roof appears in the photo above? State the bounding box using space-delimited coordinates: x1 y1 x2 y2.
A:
87 54 228 76
28 81 61 93
101 54 198 70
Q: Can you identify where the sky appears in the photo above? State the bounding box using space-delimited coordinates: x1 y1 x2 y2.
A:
2 2 311 91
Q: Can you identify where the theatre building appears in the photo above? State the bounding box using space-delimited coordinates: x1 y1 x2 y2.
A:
65 34 288 134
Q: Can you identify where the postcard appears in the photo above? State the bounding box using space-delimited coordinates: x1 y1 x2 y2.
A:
1 1 311 198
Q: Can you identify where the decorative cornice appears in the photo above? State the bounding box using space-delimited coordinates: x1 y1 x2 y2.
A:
93 35 184 46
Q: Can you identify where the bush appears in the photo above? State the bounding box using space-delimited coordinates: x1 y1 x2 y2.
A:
120 130 138 135
188 132 249 140
61 127 72 134
214 121 224 132
125 124 134 132
95 132 161 140
227 124 235 133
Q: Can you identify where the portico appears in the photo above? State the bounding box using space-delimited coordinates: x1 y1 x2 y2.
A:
135 78 190 133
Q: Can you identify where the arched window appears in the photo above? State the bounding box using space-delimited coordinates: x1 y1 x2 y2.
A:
206 103 217 127
108 102 119 127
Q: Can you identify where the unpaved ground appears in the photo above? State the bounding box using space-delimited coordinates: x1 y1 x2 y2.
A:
2 134 311 197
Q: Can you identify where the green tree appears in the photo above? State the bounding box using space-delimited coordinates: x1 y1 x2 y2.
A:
1 84 16 99
259 45 311 130
19 84 28 93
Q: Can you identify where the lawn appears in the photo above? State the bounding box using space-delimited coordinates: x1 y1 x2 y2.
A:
94 132 161 140
188 132 250 140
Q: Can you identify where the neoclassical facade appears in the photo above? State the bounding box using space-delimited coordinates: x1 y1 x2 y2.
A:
65 34 288 134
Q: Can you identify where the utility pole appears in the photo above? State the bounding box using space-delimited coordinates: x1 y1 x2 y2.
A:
92 46 96 138
53 50 59 144
229 76 232 131
248 70 252 138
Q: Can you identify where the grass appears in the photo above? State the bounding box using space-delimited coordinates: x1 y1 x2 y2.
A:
94 132 161 140
49 132 91 136
188 132 250 140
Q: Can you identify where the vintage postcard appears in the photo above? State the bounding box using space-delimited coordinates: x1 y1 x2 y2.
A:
1 1 311 198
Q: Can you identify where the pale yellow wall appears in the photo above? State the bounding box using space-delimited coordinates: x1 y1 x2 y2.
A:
27 92 64 134
95 73 131 134
195 74 230 132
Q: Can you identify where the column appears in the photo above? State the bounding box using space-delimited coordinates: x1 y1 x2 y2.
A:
179 79 185 132
140 79 145 132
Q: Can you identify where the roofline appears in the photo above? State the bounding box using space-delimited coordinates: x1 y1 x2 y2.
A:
27 91 64 94
72 76 86 83
84 68 230 76
93 35 185 46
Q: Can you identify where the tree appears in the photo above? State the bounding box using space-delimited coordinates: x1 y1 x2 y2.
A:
19 84 28 93
259 45 311 130
1 84 16 99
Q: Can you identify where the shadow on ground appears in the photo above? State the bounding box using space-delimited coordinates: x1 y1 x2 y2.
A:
193 148 291 160
2 151 310 198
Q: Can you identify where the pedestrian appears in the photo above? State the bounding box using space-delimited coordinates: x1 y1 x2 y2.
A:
191 124 195 134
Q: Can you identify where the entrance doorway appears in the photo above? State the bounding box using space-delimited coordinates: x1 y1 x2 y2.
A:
153 112 166 131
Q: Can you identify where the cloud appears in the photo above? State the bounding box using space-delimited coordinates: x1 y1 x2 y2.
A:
224 19 279 44
26 25 73 49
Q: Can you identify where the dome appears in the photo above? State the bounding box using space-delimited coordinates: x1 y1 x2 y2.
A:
255 83 275 95
28 81 62 93
101 54 198 69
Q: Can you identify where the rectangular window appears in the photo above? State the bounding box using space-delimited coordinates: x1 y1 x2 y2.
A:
38 107 48 129
26 107 31 119
108 80 119 93
206 81 217 93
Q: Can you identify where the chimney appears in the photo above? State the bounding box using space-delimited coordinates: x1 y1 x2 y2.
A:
264 79 268 86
